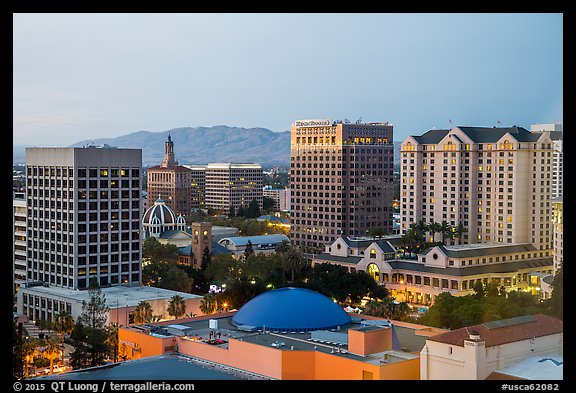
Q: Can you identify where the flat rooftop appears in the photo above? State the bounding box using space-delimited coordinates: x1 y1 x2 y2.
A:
34 353 267 380
126 315 426 365
489 354 563 380
20 285 202 308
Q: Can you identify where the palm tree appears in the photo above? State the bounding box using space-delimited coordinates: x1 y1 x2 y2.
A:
167 294 187 319
199 293 218 314
440 221 453 245
23 339 40 378
454 222 467 244
40 337 62 375
52 311 74 363
399 229 416 257
427 222 442 244
275 239 291 254
132 301 153 324
282 246 307 282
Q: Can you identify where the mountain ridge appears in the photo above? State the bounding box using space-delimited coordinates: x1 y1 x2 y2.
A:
14 125 402 167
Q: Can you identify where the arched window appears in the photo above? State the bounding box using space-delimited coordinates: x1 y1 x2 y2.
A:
367 263 380 282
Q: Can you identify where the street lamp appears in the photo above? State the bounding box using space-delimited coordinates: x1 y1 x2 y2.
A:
399 279 407 303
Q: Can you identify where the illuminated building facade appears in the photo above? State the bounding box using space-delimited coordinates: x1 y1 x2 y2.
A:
147 135 193 216
400 126 555 251
290 119 394 254
204 163 263 212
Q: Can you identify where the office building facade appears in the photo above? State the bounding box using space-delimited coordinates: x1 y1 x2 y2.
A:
24 146 142 290
13 192 27 292
290 119 394 253
204 163 263 212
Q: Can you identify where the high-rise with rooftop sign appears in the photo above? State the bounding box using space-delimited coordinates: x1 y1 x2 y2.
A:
289 119 395 254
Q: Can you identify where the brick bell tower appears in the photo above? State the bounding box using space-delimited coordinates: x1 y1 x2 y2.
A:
191 222 212 268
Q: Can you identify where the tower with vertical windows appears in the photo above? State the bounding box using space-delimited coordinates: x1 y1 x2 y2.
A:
289 119 394 254
400 126 555 250
25 146 142 290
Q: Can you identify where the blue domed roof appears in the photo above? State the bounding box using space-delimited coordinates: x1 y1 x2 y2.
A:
232 287 351 332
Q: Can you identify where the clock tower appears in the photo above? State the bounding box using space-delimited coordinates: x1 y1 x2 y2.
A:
191 222 212 268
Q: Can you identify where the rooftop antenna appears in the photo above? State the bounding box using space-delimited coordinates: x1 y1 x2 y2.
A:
496 120 502 127
449 118 453 127
356 117 363 124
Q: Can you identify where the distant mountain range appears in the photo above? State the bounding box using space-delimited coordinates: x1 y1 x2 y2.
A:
13 125 402 167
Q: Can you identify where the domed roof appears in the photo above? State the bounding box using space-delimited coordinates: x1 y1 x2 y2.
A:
232 287 351 332
143 198 177 226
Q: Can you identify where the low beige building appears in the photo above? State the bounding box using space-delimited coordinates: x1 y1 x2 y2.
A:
420 314 563 380
313 237 553 305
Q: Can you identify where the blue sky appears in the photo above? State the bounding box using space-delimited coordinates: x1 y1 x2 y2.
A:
13 13 563 146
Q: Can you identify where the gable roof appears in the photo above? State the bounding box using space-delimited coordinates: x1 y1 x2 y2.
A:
427 314 562 347
423 243 538 259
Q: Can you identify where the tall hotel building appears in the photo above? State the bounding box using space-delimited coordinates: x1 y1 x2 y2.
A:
204 163 263 211
146 135 193 216
400 126 555 250
290 119 394 254
531 123 563 198
24 146 142 290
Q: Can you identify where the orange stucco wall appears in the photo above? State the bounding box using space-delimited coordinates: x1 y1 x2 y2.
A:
119 328 175 360
348 327 392 356
117 313 421 380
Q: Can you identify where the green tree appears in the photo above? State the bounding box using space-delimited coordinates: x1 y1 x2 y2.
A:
52 311 75 363
204 254 241 283
547 264 563 320
228 205 235 218
236 205 246 218
454 222 467 244
427 222 442 243
368 227 386 239
132 301 153 324
282 246 308 282
160 265 193 293
167 294 187 319
70 278 110 370
472 280 486 299
40 337 62 375
143 237 179 263
200 246 212 271
246 198 261 219
244 240 255 258
199 293 218 314
263 196 275 211
106 322 120 363
440 220 453 245
12 320 25 379
275 239 291 254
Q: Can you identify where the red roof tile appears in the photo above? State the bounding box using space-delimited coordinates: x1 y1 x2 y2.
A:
427 314 563 347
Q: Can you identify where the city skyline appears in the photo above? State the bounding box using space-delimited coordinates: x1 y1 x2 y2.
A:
13 13 562 146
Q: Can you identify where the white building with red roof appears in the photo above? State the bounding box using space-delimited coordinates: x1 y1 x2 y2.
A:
420 314 563 380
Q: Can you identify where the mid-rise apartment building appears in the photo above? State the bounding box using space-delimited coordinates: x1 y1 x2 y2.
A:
400 126 555 251
290 119 394 254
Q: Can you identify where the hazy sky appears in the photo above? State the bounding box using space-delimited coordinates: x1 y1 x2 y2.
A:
13 13 563 146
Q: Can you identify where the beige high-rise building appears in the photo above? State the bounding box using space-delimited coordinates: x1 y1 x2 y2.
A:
204 163 263 212
290 119 395 254
531 123 563 199
551 197 563 273
400 126 555 250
